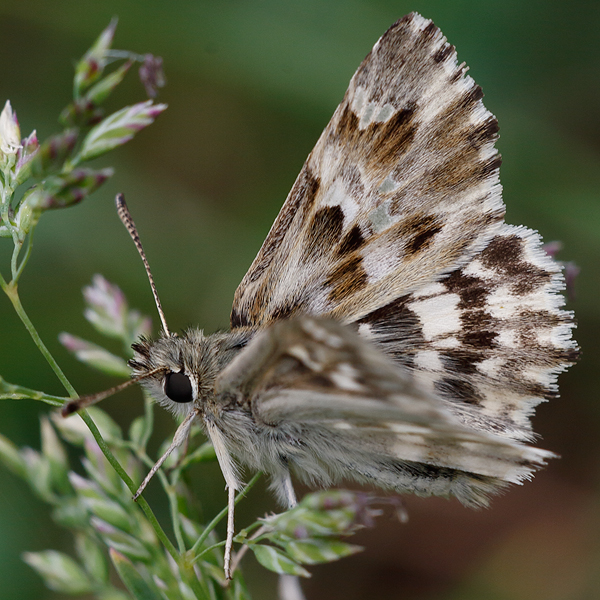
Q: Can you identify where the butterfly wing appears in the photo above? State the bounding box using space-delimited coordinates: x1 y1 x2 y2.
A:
357 224 578 442
230 12 577 447
214 317 553 507
231 12 504 329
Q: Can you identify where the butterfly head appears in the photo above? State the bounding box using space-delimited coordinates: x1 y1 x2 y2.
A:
128 328 252 418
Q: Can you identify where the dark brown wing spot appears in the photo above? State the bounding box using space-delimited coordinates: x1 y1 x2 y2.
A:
368 105 418 168
358 295 425 369
467 116 500 148
436 377 482 405
405 214 442 254
337 224 365 255
302 205 344 262
481 236 553 295
444 271 491 309
230 306 251 329
270 298 306 321
433 43 454 63
326 255 368 302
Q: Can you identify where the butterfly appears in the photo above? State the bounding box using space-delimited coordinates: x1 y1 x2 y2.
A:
64 12 577 578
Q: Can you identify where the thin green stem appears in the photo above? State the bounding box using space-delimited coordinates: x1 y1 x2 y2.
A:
0 380 66 406
191 540 226 562
13 231 34 283
3 282 77 397
10 238 22 280
167 473 187 554
181 564 211 600
190 472 262 558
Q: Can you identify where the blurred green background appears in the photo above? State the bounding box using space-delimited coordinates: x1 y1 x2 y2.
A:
1 1 598 599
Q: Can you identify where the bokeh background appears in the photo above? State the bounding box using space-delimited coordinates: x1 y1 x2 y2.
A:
1 1 598 599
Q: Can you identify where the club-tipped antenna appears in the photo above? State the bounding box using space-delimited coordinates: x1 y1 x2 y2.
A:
116 193 170 336
61 367 166 417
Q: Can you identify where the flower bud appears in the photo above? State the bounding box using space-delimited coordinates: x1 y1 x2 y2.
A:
0 100 22 157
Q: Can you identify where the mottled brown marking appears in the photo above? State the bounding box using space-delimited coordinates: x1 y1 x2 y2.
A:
230 306 251 329
337 224 365 255
462 84 484 107
334 103 360 142
440 350 481 375
467 116 500 148
302 205 344 261
404 214 442 254
436 377 482 405
358 295 425 369
326 255 368 302
449 65 465 83
270 299 306 322
423 153 501 199
332 103 418 172
444 271 490 309
482 236 552 295
369 105 418 168
422 20 438 38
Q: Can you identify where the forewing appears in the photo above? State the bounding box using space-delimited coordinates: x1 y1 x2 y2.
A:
231 13 504 329
215 317 553 507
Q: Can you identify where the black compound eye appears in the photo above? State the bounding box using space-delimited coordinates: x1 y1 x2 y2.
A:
164 372 193 403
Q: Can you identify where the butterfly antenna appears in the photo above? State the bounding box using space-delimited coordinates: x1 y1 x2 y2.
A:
61 367 165 417
116 193 171 336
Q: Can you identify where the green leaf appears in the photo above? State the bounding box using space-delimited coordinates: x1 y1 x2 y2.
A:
77 101 167 162
59 332 130 377
128 416 146 448
75 533 109 584
51 406 123 446
251 545 310 577
109 548 163 600
263 505 357 538
86 60 133 105
83 497 134 533
23 550 94 594
51 497 90 529
40 417 71 495
0 433 27 478
94 518 154 562
74 18 118 97
97 590 132 600
21 448 54 502
284 539 362 564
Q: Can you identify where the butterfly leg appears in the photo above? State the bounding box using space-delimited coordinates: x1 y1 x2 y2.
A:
280 471 297 509
228 470 298 579
133 408 199 500
276 472 306 600
224 484 236 579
